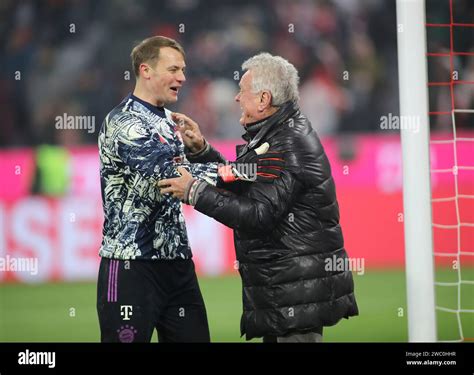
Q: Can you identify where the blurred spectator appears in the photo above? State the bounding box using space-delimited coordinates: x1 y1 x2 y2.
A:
0 0 472 147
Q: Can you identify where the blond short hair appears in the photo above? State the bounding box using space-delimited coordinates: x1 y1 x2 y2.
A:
131 36 185 77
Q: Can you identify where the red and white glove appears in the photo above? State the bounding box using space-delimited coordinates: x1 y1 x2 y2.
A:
217 143 285 183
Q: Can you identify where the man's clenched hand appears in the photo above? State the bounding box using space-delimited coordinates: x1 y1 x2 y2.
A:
158 166 195 201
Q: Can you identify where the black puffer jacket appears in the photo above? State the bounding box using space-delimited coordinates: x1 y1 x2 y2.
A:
188 101 358 340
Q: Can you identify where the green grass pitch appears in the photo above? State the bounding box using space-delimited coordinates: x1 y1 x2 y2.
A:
0 268 472 342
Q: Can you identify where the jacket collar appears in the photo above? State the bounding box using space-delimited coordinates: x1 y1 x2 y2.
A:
243 116 272 138
237 101 299 158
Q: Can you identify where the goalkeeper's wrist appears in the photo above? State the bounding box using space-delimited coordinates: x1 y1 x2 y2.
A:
218 164 237 183
218 162 258 183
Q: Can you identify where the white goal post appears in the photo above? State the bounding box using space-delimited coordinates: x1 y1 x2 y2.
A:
396 0 437 342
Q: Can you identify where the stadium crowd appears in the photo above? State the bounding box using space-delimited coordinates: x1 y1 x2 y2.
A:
0 0 472 147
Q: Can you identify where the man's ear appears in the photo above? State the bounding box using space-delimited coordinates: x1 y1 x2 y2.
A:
140 64 151 79
259 91 272 111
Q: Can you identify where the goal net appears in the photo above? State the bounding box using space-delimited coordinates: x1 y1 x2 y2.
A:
397 0 474 342
426 0 474 342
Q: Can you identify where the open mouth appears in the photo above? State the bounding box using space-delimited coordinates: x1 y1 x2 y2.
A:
170 87 179 93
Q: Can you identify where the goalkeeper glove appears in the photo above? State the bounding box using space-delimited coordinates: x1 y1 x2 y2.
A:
218 142 284 183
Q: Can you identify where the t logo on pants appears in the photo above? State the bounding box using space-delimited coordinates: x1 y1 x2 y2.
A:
120 305 133 320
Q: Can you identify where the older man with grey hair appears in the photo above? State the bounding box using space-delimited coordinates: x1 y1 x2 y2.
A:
159 52 359 343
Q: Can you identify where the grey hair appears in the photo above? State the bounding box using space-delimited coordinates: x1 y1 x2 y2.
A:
241 52 299 106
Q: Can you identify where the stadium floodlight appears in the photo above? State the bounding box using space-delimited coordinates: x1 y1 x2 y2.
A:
396 0 437 342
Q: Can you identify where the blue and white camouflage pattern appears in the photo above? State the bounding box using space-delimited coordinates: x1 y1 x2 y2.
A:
98 94 218 260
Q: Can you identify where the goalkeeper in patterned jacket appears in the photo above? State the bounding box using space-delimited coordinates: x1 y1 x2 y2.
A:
97 36 284 343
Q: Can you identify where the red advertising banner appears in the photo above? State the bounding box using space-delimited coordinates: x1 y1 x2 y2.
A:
0 133 472 282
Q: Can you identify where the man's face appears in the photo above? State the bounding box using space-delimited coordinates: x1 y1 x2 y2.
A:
235 70 262 126
144 47 186 106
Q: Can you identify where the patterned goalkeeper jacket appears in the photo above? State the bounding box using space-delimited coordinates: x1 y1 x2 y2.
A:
98 94 218 260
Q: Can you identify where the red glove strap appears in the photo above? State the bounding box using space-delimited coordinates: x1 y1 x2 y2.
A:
218 165 237 183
